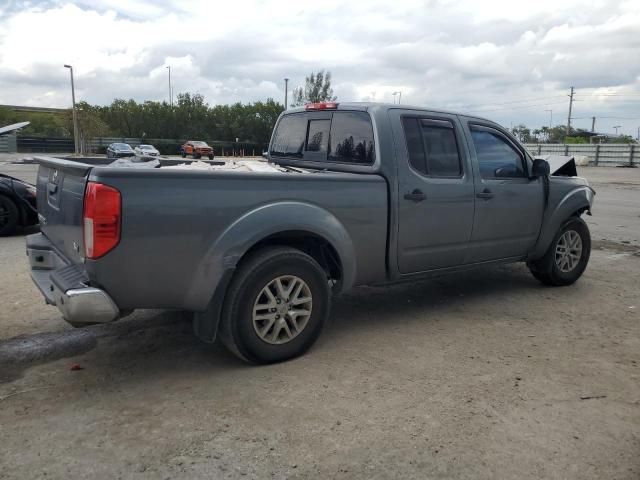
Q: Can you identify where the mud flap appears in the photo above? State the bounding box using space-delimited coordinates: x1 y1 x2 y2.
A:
192 269 234 344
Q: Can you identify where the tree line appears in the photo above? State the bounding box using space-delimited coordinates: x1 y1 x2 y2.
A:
1 70 342 150
510 124 636 144
1 95 285 150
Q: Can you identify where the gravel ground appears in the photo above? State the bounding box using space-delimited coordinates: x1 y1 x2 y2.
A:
0 159 639 479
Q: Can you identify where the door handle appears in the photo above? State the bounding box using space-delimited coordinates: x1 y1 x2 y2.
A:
404 189 426 202
476 188 494 200
47 183 58 194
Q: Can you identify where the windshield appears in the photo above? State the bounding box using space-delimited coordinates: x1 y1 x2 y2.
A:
139 145 154 150
113 143 132 150
190 141 209 147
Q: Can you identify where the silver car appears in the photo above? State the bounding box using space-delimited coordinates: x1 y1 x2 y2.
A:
134 144 160 157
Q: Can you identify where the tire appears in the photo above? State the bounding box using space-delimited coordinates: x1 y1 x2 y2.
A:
0 195 19 236
527 216 591 286
219 246 331 364
208 154 214 160
181 151 186 158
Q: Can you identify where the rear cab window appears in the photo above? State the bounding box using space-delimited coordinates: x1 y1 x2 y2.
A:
270 110 375 165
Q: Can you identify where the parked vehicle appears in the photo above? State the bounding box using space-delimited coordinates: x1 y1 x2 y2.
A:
26 102 595 364
134 144 160 157
0 174 38 236
181 141 214 159
106 143 135 159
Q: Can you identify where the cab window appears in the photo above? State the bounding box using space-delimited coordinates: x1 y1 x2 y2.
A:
470 126 526 178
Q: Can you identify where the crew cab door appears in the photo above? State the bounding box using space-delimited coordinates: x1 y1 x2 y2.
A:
463 122 544 262
391 110 475 273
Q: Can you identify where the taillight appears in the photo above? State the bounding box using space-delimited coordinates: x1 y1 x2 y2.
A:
83 182 121 259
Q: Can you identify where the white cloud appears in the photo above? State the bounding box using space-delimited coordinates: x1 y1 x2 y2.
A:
0 0 639 135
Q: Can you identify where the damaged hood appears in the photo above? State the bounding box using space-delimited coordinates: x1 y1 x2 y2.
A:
535 155 578 177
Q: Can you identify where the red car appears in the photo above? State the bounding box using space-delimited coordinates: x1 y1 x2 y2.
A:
181 141 214 159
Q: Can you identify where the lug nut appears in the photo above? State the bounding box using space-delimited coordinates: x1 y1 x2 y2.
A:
275 315 280 319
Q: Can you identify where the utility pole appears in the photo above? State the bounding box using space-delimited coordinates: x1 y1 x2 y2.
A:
545 109 553 129
565 86 574 139
284 78 289 110
613 125 621 136
393 91 402 104
166 66 172 107
591 116 596 133
63 64 79 155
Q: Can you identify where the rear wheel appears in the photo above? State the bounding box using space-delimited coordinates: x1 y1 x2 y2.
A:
219 246 330 364
181 150 186 158
528 217 591 286
0 195 19 236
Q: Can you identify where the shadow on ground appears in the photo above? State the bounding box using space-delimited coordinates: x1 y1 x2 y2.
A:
0 262 541 385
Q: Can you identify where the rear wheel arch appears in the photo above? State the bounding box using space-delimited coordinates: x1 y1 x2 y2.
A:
191 204 356 345
193 229 344 345
240 230 343 289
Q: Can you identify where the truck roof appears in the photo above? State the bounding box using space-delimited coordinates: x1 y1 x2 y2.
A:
283 101 494 124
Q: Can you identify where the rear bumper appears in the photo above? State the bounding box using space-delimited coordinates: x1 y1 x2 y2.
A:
26 233 120 325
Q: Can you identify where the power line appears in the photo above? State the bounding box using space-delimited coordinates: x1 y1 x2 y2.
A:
574 93 640 97
467 100 567 113
572 116 640 120
457 94 566 109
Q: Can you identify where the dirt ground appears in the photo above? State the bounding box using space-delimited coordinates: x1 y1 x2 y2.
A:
0 160 639 479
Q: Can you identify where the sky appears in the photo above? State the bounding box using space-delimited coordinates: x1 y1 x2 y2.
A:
0 0 639 137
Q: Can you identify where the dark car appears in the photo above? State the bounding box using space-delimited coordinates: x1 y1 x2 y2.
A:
106 143 135 159
0 174 38 236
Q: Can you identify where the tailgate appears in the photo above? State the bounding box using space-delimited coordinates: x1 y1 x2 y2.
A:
35 156 92 264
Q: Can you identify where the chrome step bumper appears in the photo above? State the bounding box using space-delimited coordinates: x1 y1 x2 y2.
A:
26 233 120 325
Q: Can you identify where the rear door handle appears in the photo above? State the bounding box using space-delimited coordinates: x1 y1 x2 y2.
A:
47 183 58 194
404 189 426 202
476 189 494 200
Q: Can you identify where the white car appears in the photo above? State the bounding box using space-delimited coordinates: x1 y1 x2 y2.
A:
134 144 160 157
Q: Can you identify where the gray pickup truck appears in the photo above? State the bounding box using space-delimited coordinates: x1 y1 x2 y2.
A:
26 102 595 363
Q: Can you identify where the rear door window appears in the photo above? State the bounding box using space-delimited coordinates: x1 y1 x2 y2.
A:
402 117 462 177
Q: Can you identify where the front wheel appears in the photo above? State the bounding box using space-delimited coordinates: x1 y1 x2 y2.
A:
219 246 330 364
528 217 591 286
208 154 214 160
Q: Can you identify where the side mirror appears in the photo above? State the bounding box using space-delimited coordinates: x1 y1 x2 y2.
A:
531 159 550 177
261 151 269 160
